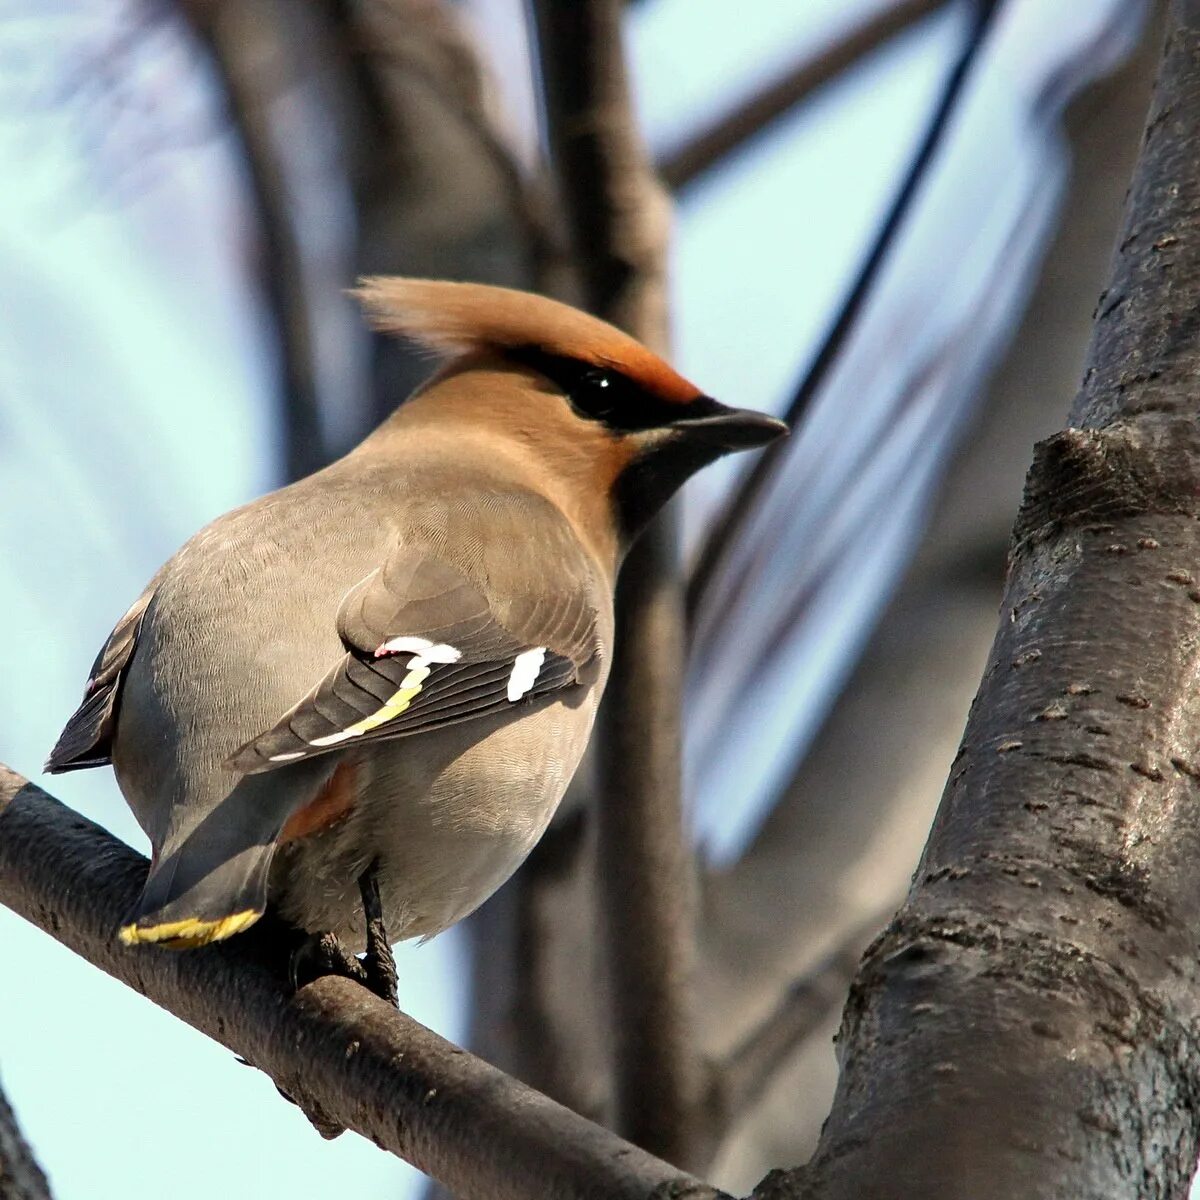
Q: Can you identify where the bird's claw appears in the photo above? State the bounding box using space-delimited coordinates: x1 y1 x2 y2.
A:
285 866 398 1010
359 860 399 1008
289 930 369 993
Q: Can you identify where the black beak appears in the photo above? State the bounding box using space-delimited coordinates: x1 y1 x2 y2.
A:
673 399 789 450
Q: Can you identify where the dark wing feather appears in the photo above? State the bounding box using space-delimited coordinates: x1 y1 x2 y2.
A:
228 542 601 775
45 589 154 773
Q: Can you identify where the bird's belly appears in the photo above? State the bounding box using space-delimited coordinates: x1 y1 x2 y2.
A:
270 694 595 948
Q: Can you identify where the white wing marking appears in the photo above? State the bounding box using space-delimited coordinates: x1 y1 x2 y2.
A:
507 648 546 702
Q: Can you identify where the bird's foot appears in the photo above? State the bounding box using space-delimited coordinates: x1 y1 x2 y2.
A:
359 859 399 1008
275 942 353 1138
286 866 398 1009
289 930 368 993
275 872 396 1136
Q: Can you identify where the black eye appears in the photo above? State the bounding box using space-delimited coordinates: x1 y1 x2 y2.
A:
581 369 611 390
508 347 679 432
576 369 617 417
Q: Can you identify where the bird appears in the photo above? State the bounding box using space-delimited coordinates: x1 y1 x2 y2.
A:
46 277 786 1003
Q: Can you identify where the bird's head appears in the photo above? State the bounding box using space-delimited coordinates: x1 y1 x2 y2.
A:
354 277 787 559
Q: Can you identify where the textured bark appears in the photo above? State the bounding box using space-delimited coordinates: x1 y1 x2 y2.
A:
0 1087 52 1200
702 11 1160 1187
762 8 1200 1196
0 767 720 1200
531 0 702 1170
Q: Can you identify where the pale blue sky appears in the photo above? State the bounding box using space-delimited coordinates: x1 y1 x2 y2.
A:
679 0 1144 861
0 2 1146 1197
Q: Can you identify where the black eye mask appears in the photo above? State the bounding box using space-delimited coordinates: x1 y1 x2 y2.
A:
507 347 693 433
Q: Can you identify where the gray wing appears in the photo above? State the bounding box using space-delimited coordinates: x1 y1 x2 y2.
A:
227 539 602 774
46 588 155 773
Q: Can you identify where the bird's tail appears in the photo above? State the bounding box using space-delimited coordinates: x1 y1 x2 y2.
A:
118 755 343 949
120 840 275 949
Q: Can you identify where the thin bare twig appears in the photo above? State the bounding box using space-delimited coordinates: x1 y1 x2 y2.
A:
0 766 719 1200
688 0 1002 619
659 0 949 191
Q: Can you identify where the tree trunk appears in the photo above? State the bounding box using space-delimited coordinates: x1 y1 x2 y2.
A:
763 6 1200 1196
700 8 1161 1186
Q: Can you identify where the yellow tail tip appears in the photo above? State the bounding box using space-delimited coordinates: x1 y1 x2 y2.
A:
118 909 261 949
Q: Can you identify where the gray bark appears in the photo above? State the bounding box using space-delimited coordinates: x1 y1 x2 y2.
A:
0 766 718 1200
0 1086 52 1200
701 10 1162 1186
760 6 1200 1195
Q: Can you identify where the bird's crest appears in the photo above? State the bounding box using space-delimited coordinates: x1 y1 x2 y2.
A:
353 277 703 406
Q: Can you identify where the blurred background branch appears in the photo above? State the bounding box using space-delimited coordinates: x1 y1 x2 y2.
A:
659 0 949 192
530 0 701 1169
688 0 999 617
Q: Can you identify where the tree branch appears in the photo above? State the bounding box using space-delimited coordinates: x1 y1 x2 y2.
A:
177 0 333 478
688 0 1001 620
708 910 891 1131
0 766 720 1200
531 0 702 1170
0 1083 53 1200
658 0 949 192
764 7 1200 1195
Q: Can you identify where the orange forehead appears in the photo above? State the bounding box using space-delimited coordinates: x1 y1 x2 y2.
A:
585 340 703 405
354 276 704 405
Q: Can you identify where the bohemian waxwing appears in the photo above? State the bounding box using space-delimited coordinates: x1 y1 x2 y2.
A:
47 278 786 1000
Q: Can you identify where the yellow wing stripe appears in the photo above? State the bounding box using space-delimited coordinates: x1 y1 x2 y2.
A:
309 665 429 747
118 908 261 949
346 668 429 734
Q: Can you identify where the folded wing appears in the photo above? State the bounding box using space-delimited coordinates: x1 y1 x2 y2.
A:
227 544 600 774
45 588 155 774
